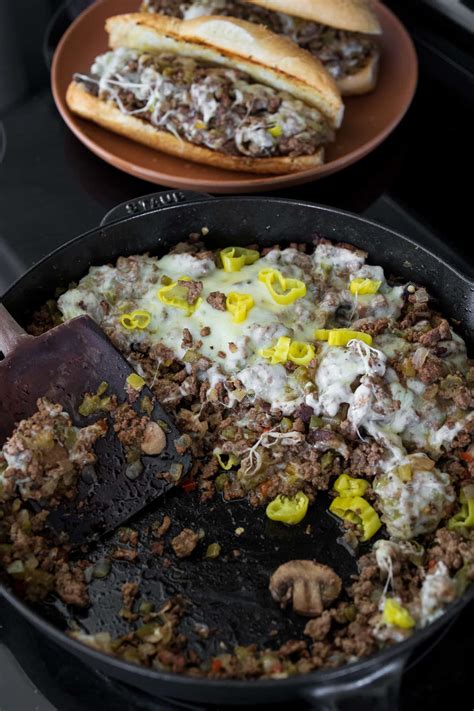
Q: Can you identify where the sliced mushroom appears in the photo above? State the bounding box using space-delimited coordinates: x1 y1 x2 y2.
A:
269 560 342 617
141 421 166 455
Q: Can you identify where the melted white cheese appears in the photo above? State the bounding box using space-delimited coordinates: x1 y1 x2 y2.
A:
373 460 454 540
60 251 321 382
58 247 471 454
420 562 457 626
238 363 304 415
314 345 368 417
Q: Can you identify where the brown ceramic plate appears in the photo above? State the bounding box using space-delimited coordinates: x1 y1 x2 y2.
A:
51 0 418 194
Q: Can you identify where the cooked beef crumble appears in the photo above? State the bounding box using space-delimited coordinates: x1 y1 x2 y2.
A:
74 50 333 158
0 399 106 607
142 0 378 80
9 237 474 679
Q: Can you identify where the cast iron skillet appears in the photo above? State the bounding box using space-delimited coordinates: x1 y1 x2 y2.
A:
1 192 473 710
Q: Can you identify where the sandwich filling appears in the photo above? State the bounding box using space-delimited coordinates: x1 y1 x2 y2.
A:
75 49 333 158
143 0 378 80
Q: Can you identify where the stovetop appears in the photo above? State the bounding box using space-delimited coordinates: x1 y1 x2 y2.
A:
0 1 473 709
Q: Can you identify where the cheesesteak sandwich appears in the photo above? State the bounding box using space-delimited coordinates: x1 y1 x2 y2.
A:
142 0 382 95
66 13 343 174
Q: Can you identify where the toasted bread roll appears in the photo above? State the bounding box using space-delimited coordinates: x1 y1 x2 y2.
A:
66 82 325 174
246 0 381 34
337 54 379 96
106 13 343 127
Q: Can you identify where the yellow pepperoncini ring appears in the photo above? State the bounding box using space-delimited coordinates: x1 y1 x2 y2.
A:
314 328 373 347
258 268 306 305
349 278 382 295
383 598 415 629
448 490 474 530
268 124 282 137
333 473 369 498
259 337 314 366
119 309 152 330
215 452 240 470
126 373 146 391
157 276 202 316
288 341 315 366
258 336 291 365
266 491 309 525
220 247 260 273
329 495 381 541
226 292 254 324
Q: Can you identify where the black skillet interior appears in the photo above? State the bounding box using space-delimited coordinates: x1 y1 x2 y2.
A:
1 193 474 705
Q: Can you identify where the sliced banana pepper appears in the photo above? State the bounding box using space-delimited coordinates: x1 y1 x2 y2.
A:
266 491 309 525
157 276 202 315
268 124 282 137
226 292 254 324
448 491 474 530
259 337 315 366
333 473 369 497
258 268 306 305
315 328 373 347
215 452 240 470
220 247 259 273
329 495 381 541
119 309 151 330
383 598 415 629
288 341 316 365
350 278 382 295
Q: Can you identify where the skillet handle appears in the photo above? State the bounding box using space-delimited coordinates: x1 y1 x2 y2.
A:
0 304 33 357
301 656 406 711
100 190 212 226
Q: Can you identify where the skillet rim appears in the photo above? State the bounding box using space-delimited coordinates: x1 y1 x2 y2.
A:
1 196 473 691
1 198 473 306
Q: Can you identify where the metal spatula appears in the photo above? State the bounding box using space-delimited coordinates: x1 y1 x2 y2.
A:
0 306 190 546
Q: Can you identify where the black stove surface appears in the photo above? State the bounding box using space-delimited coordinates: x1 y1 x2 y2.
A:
0 1 472 709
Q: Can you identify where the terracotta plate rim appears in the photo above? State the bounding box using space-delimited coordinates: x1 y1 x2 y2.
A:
51 0 418 193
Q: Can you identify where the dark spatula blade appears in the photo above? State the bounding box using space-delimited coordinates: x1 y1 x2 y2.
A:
0 315 190 545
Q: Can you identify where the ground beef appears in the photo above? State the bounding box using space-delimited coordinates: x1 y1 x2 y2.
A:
349 441 385 478
416 354 446 385
207 291 227 311
150 342 175 364
113 547 138 562
427 528 466 571
418 319 452 347
181 328 193 349
178 279 203 304
112 403 148 448
152 515 172 538
438 375 473 410
171 528 199 558
304 611 332 641
121 581 140 611
55 563 90 608
153 379 182 404
76 50 332 160
307 428 349 457
352 317 389 336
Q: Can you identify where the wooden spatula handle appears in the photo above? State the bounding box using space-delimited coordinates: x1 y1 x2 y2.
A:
0 304 33 356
